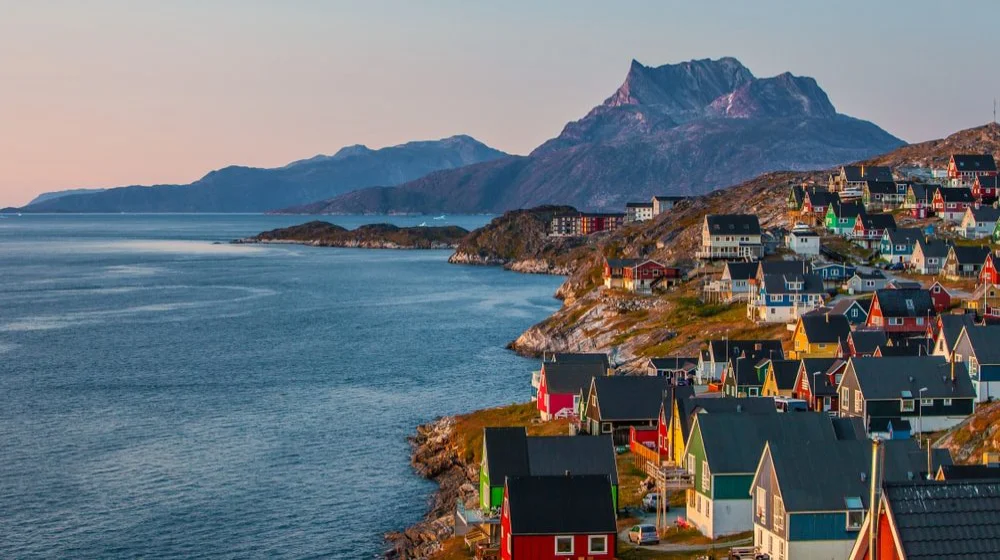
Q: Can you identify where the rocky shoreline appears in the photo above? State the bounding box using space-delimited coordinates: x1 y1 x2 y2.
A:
386 416 478 560
236 221 469 250
447 251 572 275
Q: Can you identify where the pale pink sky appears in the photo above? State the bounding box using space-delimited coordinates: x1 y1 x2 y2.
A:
3 1 998 206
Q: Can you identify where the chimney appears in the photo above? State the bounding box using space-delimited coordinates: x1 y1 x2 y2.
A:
826 313 830 323
869 438 883 560
564 470 571 477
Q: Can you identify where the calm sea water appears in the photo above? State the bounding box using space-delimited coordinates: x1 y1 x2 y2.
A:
0 215 563 558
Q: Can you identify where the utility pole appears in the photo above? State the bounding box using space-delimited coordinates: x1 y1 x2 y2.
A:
869 438 883 560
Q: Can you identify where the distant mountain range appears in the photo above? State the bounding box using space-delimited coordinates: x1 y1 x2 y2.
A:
16 136 506 213
297 57 904 214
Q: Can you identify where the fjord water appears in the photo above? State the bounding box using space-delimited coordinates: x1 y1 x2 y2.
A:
0 215 563 558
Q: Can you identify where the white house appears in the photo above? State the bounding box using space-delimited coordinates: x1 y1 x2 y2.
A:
960 206 1000 239
787 229 820 256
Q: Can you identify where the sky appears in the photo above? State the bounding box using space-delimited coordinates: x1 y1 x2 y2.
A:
2 0 999 206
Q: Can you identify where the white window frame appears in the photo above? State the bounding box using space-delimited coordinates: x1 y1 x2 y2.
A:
756 486 767 519
901 399 915 412
921 398 934 407
587 535 607 555
944 398 953 406
846 510 864 531
601 422 612 433
774 496 784 531
855 391 863 413
687 454 696 475
555 535 574 555
702 460 711 494
841 388 849 410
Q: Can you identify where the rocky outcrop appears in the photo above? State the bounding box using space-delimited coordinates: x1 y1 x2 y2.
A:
386 417 478 560
235 221 469 250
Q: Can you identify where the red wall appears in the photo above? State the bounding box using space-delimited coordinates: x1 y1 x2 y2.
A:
536 373 575 419
657 409 670 459
510 533 616 560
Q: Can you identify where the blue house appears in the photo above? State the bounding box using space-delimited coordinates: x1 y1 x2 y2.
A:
748 273 827 324
751 438 950 560
952 325 1000 403
879 228 922 264
813 263 856 290
829 297 870 325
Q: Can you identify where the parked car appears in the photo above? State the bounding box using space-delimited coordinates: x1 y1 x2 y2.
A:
774 397 808 413
642 492 667 512
728 546 770 560
628 524 660 545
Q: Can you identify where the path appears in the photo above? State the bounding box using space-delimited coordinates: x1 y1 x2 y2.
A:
619 509 752 553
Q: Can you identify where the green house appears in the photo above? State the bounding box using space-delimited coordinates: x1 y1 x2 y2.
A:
479 427 619 512
824 201 865 235
683 411 840 539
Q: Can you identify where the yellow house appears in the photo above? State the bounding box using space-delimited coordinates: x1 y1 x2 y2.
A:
761 359 802 397
789 313 852 359
667 395 778 464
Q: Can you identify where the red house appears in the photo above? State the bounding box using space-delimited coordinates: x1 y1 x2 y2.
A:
848 479 1000 560
535 362 604 421
981 253 1000 285
501 475 617 560
948 153 998 185
623 259 677 294
932 187 976 221
866 288 936 335
928 281 952 312
973 175 1000 203
792 358 841 412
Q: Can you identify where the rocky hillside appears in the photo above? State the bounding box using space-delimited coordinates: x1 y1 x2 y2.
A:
937 401 1000 465
863 122 1000 168
238 221 469 249
18 136 507 213
304 57 903 214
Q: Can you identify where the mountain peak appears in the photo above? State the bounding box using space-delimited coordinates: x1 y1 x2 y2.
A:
603 57 755 120
332 144 373 160
707 72 836 119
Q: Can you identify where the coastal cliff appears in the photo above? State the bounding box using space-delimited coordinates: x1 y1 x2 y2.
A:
447 206 592 275
236 221 469 249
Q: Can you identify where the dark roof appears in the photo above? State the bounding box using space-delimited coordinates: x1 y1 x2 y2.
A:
730 358 765 387
864 181 903 195
938 314 976 351
592 376 672 421
831 416 867 440
843 165 893 182
650 357 698 372
949 244 991 266
769 360 801 390
552 352 611 370
542 362 605 394
952 154 998 172
830 298 869 316
806 366 840 397
525 435 619 485
605 258 638 269
848 356 976 400
723 261 757 280
676 396 776 443
697 412 836 473
849 330 888 354
805 190 839 206
761 273 826 295
885 228 923 245
937 464 1000 480
705 214 761 235
625 202 654 208
830 200 866 218
937 187 975 203
970 206 1000 223
869 417 912 433
876 344 925 357
874 288 934 317
857 213 897 231
962 325 1000 364
908 183 938 202
757 260 812 278
484 427 530 482
915 237 951 259
854 269 887 280
652 195 686 202
506 475 616 535
800 313 852 343
882 479 1000 559
888 279 922 289
768 439 948 512
976 175 1000 188
707 339 784 362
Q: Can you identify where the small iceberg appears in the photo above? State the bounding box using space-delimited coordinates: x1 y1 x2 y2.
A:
433 215 446 220
418 222 427 227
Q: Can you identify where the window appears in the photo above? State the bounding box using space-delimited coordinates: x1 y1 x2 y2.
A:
888 317 903 326
749 387 760 397
707 501 711 519
841 388 849 410
901 399 915 412
921 398 934 407
944 398 953 406
601 422 612 433
697 493 701 513
687 454 696 475
969 358 979 378
756 487 767 519
774 496 784 531
506 532 511 554
555 536 573 555
855 391 863 413
588 535 607 554
702 460 711 494
846 510 864 531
